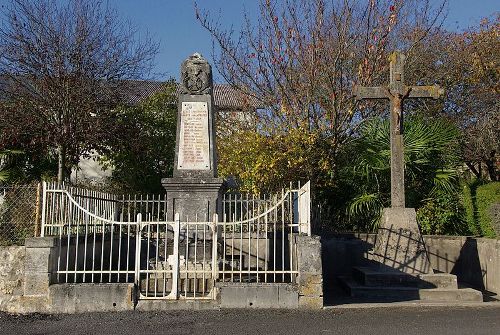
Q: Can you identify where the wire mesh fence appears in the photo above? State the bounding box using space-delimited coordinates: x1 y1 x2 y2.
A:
0 183 40 246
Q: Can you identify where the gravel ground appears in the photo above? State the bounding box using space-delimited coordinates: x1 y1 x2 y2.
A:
1 306 499 335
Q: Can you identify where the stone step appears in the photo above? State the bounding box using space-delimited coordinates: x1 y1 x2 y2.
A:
419 288 483 302
418 273 458 289
352 267 459 289
352 266 419 287
339 276 420 300
338 277 483 303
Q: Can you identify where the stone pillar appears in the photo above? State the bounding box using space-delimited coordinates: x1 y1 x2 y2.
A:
24 237 57 297
162 53 225 221
296 235 323 309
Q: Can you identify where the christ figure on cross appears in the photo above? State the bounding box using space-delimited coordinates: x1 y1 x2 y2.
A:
353 51 444 208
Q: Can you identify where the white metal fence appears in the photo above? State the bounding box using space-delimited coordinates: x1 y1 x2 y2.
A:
40 181 311 300
219 182 310 283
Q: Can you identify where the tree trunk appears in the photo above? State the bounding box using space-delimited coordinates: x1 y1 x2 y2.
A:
57 144 66 184
466 162 481 179
485 151 498 181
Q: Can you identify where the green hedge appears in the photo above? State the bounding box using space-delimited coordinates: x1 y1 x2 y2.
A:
476 182 499 238
461 183 479 235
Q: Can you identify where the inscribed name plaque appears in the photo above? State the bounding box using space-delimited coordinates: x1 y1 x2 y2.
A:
177 101 210 170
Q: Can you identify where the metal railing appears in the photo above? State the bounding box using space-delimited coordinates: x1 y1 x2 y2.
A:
219 182 311 283
40 181 311 300
41 182 169 236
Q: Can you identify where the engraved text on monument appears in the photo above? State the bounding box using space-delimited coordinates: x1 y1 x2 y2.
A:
178 102 210 170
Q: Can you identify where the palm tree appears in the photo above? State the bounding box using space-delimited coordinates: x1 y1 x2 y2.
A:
347 116 461 230
0 149 23 182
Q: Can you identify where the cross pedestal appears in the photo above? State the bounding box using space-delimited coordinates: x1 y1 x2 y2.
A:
373 208 431 274
354 51 444 275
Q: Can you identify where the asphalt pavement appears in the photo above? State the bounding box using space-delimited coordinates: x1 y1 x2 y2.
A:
1 306 499 335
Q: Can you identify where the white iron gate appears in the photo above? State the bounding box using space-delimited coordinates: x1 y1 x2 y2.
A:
40 181 310 300
135 213 218 300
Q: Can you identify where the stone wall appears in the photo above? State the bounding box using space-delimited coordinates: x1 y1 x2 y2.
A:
0 246 25 308
322 234 500 295
0 238 59 313
425 236 500 294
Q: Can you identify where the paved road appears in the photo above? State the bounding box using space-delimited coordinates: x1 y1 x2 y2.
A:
1 306 499 335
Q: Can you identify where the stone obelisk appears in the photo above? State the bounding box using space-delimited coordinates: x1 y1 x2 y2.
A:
162 53 225 221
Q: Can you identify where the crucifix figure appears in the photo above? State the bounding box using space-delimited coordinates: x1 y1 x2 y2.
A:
353 51 444 208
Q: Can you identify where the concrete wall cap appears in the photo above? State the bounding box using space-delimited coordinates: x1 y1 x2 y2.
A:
25 237 57 248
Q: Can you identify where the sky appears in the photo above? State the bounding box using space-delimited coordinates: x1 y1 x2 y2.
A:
109 0 499 81
0 0 498 81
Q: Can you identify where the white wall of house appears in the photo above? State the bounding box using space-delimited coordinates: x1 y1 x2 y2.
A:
70 151 112 184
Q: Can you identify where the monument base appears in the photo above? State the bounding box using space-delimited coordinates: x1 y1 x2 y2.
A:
161 177 225 222
372 208 432 275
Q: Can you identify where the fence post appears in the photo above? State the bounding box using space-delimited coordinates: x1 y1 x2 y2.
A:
172 213 180 299
40 181 47 237
297 181 311 236
212 213 218 298
134 213 142 302
33 183 41 237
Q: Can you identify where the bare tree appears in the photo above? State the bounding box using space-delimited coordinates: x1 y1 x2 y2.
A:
0 0 159 183
196 0 447 191
403 15 499 180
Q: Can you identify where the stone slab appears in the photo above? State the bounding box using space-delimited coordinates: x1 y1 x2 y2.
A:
340 277 420 300
352 266 419 287
25 237 57 248
24 248 52 273
136 299 219 311
299 273 323 297
296 235 322 273
418 273 458 289
178 101 210 171
24 273 50 296
299 281 323 297
49 283 134 313
419 288 483 302
0 246 25 296
218 283 298 309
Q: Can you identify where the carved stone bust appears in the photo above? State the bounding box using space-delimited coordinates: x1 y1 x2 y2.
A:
180 53 212 95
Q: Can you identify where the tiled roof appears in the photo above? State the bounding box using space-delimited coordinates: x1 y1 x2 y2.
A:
0 77 263 111
212 83 263 110
120 80 263 110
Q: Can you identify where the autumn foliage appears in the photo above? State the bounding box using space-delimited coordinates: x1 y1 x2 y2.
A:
197 0 448 193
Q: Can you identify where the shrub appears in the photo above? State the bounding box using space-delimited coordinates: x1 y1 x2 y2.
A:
475 182 499 238
416 192 471 235
461 182 480 235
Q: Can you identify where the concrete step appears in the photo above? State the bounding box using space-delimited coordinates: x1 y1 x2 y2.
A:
339 276 420 300
418 273 458 289
419 288 483 302
352 266 419 287
338 277 483 303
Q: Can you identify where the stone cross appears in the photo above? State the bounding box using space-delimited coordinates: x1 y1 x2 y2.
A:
353 51 444 208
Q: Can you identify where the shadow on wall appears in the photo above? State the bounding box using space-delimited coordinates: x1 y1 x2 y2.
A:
322 234 499 299
450 239 485 290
